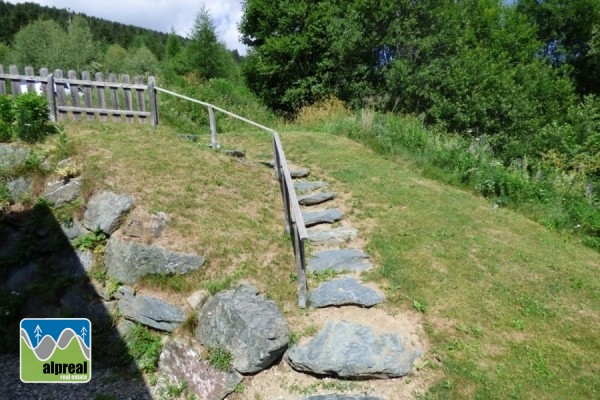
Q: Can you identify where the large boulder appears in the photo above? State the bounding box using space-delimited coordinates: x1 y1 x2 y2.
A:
195 284 289 374
7 177 30 202
0 144 31 170
159 339 242 400
104 236 205 284
286 321 422 379
83 191 133 235
118 292 185 332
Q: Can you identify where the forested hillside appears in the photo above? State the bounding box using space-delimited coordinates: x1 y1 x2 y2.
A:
0 0 170 59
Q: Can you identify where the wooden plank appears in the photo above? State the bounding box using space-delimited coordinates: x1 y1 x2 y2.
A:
10 65 20 96
56 106 150 117
39 68 48 96
0 73 50 82
148 77 158 127
122 75 134 124
293 226 307 308
96 72 108 122
109 74 120 123
45 73 57 123
54 70 67 120
82 71 94 121
68 70 81 121
54 77 146 89
0 65 6 95
134 76 146 124
25 67 35 92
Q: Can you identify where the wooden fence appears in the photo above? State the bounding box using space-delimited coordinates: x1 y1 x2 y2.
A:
0 64 158 125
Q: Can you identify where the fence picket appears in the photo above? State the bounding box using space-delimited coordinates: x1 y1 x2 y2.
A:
10 65 20 95
109 74 120 123
0 65 5 95
122 74 134 124
134 76 146 124
82 71 94 122
68 70 81 121
54 69 67 120
96 72 108 122
25 67 35 92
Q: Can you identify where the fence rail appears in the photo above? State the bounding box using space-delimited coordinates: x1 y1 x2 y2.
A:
154 86 309 308
0 64 158 125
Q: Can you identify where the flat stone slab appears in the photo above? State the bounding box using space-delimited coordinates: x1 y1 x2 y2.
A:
307 228 357 245
159 339 242 400
105 236 205 284
298 191 336 206
308 249 372 273
304 396 384 400
286 321 422 379
83 190 134 235
119 294 185 332
290 168 310 178
302 209 343 227
309 277 384 308
295 181 328 192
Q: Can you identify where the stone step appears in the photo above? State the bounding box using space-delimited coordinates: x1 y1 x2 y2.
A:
302 209 343 227
307 227 357 245
290 167 310 178
294 181 328 193
307 248 372 273
308 277 384 308
298 191 336 206
285 320 422 379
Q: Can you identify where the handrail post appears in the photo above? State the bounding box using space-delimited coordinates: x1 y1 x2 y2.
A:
208 106 218 149
148 77 158 127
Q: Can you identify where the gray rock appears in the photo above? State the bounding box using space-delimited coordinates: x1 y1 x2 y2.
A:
178 134 198 142
294 181 328 192
50 249 93 277
159 339 242 400
121 210 168 239
44 177 82 206
119 294 185 332
309 277 384 308
60 287 113 328
290 168 310 178
187 290 210 310
3 262 39 292
7 178 30 201
60 220 87 240
308 249 372 273
224 149 245 158
83 191 134 235
298 192 336 206
104 236 205 284
286 321 422 379
195 284 289 374
304 396 384 400
114 285 135 300
302 209 343 227
0 144 31 170
307 228 358 245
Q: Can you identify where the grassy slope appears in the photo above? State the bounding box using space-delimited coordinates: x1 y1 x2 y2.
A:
67 122 599 399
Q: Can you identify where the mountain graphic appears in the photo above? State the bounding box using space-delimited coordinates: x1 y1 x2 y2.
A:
20 328 90 361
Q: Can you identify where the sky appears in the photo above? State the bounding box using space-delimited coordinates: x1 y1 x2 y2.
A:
5 0 248 55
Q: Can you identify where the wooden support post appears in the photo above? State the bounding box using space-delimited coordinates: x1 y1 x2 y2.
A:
96 72 108 122
148 77 158 127
209 106 217 148
294 232 307 308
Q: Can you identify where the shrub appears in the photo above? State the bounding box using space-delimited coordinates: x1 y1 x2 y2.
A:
0 96 15 142
13 92 50 143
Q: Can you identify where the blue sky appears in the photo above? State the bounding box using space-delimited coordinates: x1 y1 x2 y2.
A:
5 0 248 55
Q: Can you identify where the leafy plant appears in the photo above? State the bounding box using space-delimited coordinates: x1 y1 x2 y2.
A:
14 92 50 143
206 347 232 371
125 324 163 373
72 229 106 251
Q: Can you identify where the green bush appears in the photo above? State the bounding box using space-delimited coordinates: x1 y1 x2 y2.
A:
0 96 15 142
13 92 50 143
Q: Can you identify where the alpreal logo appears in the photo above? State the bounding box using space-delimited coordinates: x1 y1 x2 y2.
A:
20 318 91 383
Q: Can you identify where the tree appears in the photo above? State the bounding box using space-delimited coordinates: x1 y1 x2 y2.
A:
11 19 66 68
64 16 97 71
103 44 128 74
123 45 159 77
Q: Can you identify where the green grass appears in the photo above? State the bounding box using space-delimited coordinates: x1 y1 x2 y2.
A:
62 118 600 398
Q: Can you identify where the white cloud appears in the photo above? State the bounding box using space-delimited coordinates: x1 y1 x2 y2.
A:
5 0 248 55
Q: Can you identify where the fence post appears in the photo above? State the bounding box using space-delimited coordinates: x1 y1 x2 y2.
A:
208 106 218 148
294 232 307 308
148 76 158 127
